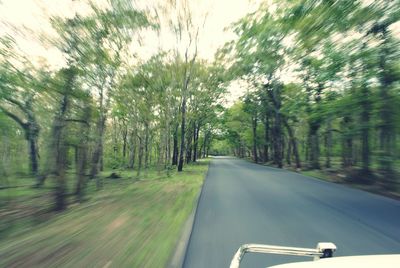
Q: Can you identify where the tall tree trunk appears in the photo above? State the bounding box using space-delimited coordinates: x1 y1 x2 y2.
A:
202 137 206 158
286 135 291 165
144 122 149 169
29 135 39 176
186 122 193 164
157 138 163 175
149 137 153 169
252 115 258 163
199 134 206 159
263 116 269 163
308 121 320 169
177 36 197 171
201 132 209 158
137 136 143 177
122 122 128 165
128 130 136 169
52 68 75 211
89 87 106 190
283 118 301 169
172 124 178 165
53 110 68 211
178 96 187 172
27 116 40 177
165 124 171 168
112 119 118 168
75 104 91 201
193 123 200 162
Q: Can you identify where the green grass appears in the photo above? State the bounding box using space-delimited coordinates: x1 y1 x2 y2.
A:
300 170 333 182
0 159 210 268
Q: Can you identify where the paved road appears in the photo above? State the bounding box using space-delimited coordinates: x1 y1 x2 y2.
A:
183 157 400 268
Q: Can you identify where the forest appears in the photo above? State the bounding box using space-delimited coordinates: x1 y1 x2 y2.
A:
211 0 400 191
1 0 399 210
0 0 399 266
1 0 225 211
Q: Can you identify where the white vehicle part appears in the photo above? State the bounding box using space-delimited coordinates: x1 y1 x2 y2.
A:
269 254 400 268
230 242 337 268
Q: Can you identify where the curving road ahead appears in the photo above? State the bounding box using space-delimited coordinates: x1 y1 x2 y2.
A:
182 157 400 268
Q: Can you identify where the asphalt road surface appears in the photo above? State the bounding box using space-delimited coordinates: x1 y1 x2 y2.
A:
183 157 400 268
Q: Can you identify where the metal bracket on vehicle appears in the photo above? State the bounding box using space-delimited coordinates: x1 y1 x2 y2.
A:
229 242 337 268
316 242 337 260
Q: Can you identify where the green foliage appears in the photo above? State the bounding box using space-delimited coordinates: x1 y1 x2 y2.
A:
216 0 400 185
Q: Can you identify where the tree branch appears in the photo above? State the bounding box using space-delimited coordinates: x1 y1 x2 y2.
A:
4 96 29 115
0 105 28 130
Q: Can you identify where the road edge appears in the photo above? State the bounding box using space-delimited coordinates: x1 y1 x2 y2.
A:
167 159 211 268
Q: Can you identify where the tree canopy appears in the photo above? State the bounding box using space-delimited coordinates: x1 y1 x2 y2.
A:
1 0 399 211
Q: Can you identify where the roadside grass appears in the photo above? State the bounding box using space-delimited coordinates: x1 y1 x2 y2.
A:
300 170 333 182
0 159 210 268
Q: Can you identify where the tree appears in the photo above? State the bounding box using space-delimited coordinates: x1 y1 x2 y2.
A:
0 37 46 178
217 0 399 185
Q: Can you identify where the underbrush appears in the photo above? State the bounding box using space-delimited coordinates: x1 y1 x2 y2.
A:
0 159 210 267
